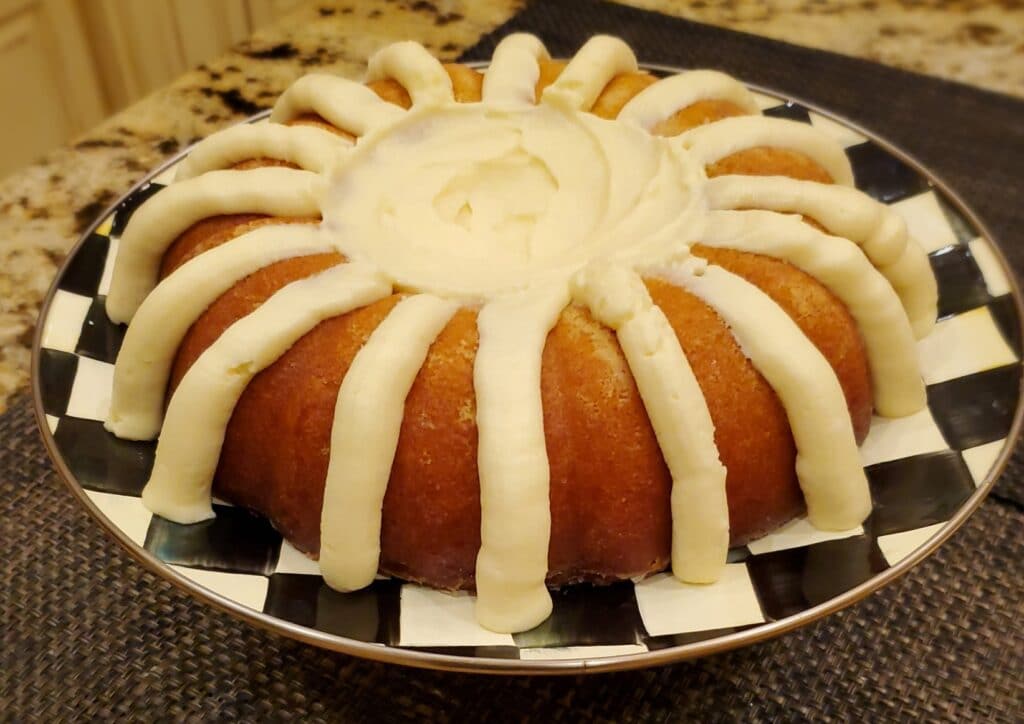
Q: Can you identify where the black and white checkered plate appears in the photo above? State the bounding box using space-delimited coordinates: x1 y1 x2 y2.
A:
32 74 1024 674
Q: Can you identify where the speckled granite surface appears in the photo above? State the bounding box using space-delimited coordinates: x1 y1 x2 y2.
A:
1 0 1022 412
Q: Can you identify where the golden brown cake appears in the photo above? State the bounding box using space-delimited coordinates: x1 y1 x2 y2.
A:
103 34 937 633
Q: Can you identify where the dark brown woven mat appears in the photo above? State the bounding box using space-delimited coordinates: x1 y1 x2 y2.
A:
2 393 1021 720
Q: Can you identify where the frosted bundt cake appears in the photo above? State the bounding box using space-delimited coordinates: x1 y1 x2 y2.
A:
103 34 937 634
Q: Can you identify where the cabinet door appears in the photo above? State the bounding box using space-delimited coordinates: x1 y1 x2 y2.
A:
246 0 307 30
0 0 106 177
0 0 307 179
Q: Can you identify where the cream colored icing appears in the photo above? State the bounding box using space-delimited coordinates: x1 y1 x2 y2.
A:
540 35 637 111
699 209 925 417
473 286 569 633
365 40 454 107
662 260 872 530
705 175 937 338
142 262 391 524
175 123 349 180
269 73 404 135
106 224 331 441
323 103 701 300
571 263 729 583
481 33 550 106
706 175 904 264
882 240 938 339
680 115 856 186
105 33 940 634
319 294 458 591
105 167 324 324
618 70 759 130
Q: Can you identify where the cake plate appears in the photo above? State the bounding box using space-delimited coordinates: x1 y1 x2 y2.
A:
32 68 1024 674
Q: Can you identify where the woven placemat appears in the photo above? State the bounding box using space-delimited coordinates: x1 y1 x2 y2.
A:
2 394 1021 719
4 0 1024 719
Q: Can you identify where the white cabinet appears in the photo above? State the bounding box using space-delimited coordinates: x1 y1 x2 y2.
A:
0 0 305 179
0 0 106 177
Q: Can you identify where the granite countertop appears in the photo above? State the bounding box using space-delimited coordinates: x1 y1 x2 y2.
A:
1 0 1021 413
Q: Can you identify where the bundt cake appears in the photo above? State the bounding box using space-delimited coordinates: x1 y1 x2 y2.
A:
102 34 938 633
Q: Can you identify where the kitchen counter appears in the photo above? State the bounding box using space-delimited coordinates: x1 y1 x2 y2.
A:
1 0 1021 412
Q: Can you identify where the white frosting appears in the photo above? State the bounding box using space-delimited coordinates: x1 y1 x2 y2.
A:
175 123 349 180
324 103 701 299
269 73 405 135
618 70 759 130
706 175 905 264
105 34 940 634
705 175 937 338
665 262 872 530
882 239 938 339
540 35 637 111
680 115 856 186
474 286 569 633
106 224 331 441
482 33 550 106
700 209 926 417
105 167 324 323
319 294 458 591
141 262 391 524
572 263 729 583
366 40 454 107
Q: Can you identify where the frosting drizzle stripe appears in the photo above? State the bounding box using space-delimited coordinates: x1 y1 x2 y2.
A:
481 33 550 106
666 260 872 531
269 74 405 135
105 167 324 323
141 262 391 525
680 116 856 186
618 70 759 130
175 124 349 180
319 294 459 591
700 209 925 417
366 41 454 107
541 35 637 111
705 175 938 338
706 176 908 265
106 224 332 440
572 264 729 583
473 285 569 633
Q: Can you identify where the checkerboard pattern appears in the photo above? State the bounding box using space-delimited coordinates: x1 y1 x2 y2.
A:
36 92 1021 663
